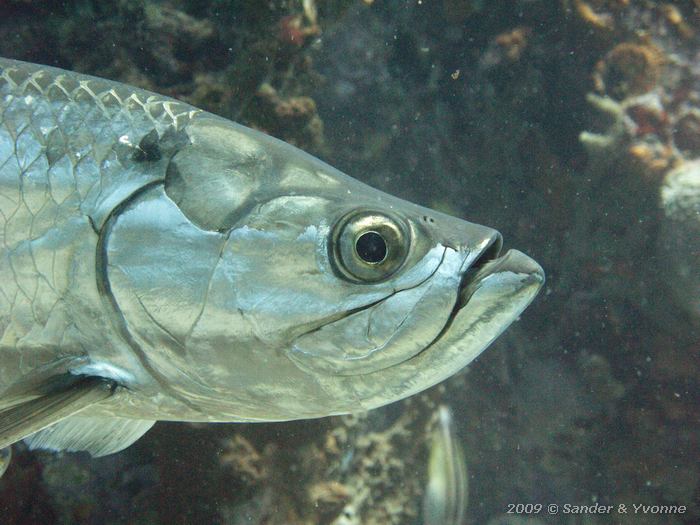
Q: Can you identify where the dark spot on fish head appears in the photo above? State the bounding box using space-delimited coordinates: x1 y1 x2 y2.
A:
132 129 162 162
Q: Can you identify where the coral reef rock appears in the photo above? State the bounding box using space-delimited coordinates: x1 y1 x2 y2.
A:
659 160 700 323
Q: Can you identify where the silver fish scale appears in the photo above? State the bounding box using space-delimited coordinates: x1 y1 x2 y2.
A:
0 58 197 380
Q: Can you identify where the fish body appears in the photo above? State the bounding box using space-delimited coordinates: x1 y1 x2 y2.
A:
0 58 544 456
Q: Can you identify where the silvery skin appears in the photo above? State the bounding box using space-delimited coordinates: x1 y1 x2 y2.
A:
0 58 544 455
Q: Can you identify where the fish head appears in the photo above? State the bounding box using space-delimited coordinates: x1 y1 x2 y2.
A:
107 116 544 420
262 199 545 413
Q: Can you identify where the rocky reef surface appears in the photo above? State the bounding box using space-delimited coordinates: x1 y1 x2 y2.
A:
0 1 698 524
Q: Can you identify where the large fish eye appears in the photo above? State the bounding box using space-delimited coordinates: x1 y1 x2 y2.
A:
331 211 409 282
355 231 387 263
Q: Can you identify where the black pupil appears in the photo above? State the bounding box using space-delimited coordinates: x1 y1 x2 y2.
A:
355 231 387 263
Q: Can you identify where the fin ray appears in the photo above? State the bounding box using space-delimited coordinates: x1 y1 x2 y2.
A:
26 415 155 457
0 375 115 449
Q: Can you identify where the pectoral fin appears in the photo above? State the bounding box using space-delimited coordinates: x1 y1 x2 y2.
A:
26 416 155 457
0 375 115 450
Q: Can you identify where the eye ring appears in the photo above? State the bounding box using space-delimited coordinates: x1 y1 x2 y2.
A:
331 210 409 282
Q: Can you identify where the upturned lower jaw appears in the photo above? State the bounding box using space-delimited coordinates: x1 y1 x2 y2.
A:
349 248 544 412
437 248 544 346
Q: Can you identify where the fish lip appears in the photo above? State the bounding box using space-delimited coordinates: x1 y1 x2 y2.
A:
457 247 545 309
455 233 503 308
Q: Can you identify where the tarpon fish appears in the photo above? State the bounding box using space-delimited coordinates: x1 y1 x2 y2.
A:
0 58 544 458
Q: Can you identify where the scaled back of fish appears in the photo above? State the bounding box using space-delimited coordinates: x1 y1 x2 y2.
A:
0 58 544 457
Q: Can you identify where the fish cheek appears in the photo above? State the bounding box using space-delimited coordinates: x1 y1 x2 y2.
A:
288 249 463 376
178 226 342 401
207 221 335 342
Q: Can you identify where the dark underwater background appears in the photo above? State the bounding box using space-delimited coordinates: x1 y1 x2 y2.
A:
0 1 698 524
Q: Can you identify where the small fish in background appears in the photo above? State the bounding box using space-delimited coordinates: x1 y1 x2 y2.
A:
0 446 11 478
423 405 468 525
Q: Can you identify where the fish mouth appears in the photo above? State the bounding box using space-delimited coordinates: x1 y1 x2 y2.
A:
458 243 545 311
457 233 504 309
336 240 544 413
422 239 545 358
346 244 544 411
